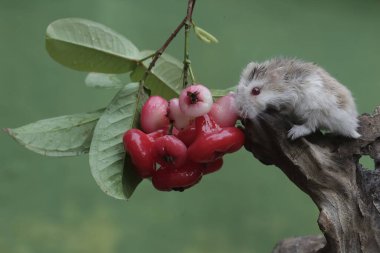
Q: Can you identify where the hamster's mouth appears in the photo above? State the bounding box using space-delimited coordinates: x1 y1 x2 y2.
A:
266 103 281 112
238 104 259 120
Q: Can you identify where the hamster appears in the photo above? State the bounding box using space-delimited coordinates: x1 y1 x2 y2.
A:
235 58 360 140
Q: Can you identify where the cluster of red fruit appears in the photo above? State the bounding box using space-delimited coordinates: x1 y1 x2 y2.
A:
123 84 245 191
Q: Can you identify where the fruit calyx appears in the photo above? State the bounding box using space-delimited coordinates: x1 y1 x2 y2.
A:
187 90 200 104
153 135 187 169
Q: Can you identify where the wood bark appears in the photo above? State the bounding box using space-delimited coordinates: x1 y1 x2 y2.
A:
243 106 380 253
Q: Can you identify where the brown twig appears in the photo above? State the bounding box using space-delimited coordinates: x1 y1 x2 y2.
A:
141 17 186 82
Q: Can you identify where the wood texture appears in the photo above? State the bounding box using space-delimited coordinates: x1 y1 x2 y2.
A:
243 106 380 253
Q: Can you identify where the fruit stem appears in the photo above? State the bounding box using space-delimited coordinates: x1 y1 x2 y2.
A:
189 64 196 83
139 0 197 88
168 122 174 135
183 24 190 88
183 0 196 88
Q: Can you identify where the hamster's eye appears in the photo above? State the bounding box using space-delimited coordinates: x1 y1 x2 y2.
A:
251 87 261 96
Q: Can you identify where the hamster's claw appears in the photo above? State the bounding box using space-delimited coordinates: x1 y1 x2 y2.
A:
344 130 361 139
288 125 313 140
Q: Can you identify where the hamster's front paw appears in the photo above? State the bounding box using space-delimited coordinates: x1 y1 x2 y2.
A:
287 125 313 140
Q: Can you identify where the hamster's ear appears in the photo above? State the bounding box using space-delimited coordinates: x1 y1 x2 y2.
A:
241 62 258 80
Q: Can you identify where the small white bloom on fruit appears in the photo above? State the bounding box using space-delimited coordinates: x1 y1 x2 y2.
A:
179 84 213 118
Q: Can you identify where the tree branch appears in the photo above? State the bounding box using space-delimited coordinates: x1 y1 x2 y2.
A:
272 235 326 253
141 17 186 82
243 106 380 253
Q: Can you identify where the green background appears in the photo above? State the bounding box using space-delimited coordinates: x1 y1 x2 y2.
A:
1 0 379 252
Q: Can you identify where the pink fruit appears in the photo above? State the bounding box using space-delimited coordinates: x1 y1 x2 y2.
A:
153 135 187 169
141 96 170 133
179 84 213 118
209 93 239 127
168 98 193 130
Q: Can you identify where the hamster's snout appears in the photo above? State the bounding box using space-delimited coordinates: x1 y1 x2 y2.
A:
234 86 261 120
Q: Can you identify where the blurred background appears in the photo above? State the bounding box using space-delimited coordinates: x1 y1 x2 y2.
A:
1 0 379 252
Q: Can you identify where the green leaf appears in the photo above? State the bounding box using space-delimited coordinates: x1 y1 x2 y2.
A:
89 82 147 200
210 86 236 99
194 26 219 44
46 18 140 73
122 154 144 198
5 109 103 156
85 72 123 89
130 51 183 100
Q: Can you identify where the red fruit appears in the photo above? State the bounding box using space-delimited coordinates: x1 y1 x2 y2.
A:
188 127 245 163
209 93 239 127
147 128 167 141
141 96 170 133
176 126 197 147
168 98 193 130
123 129 155 178
152 163 202 191
153 135 187 169
202 158 224 175
179 84 213 117
195 114 222 136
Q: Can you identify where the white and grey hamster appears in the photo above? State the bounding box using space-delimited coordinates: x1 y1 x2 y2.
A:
235 58 360 140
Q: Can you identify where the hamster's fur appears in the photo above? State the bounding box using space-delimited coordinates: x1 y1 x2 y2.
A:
235 58 360 140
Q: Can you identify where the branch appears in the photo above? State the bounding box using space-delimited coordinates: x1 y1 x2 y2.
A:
243 106 380 253
141 17 186 82
272 235 326 253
